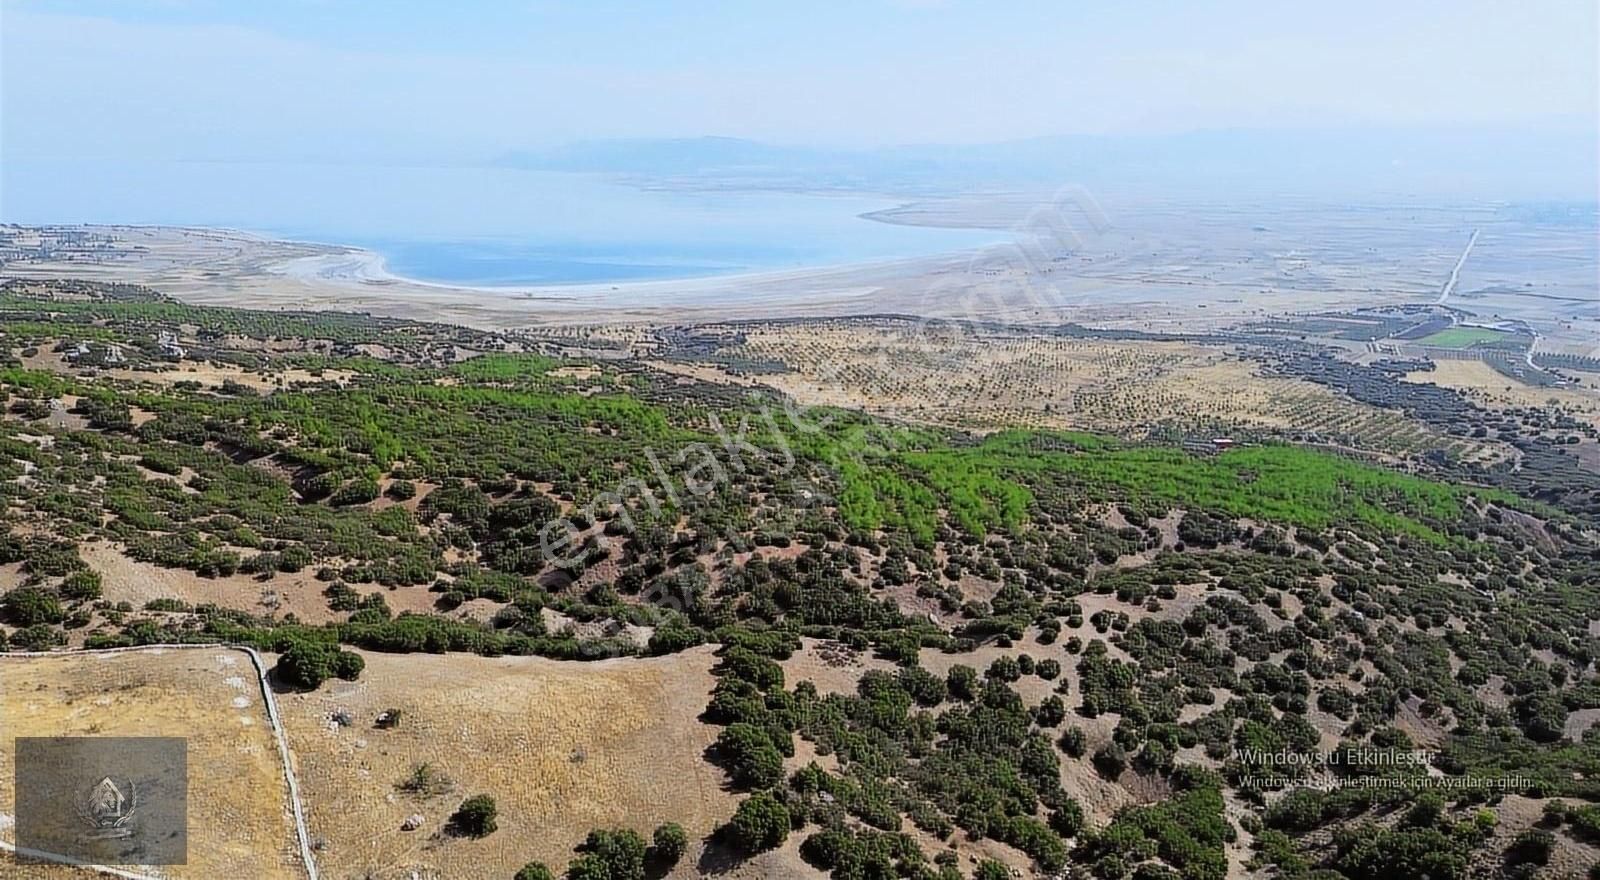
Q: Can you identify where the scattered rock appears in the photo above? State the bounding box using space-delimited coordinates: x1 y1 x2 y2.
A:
401 814 425 831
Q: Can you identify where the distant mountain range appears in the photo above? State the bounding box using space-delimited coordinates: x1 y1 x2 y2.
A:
496 125 1599 200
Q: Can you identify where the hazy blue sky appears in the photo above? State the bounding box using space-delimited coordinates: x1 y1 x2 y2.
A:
3 0 1596 163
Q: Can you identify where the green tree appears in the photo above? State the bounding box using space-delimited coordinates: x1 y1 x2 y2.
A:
1508 829 1554 866
1093 742 1127 779
331 476 381 506
275 642 334 690
275 641 364 689
1331 825 1467 880
333 650 365 681
580 828 646 880
2 587 64 626
450 794 498 838
947 664 979 701
10 624 64 651
59 570 103 601
715 722 785 789
652 822 688 866
1034 694 1067 727
729 792 790 852
1050 799 1086 838
720 646 785 691
564 854 610 880
1059 726 1088 758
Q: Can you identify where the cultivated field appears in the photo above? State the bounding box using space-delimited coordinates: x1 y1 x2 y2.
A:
274 646 736 880
654 322 1505 463
1417 327 1509 348
0 648 308 879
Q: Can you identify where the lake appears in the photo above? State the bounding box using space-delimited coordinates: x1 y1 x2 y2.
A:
2 158 1002 285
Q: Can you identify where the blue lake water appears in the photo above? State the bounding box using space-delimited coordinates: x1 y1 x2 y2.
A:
2 158 1001 285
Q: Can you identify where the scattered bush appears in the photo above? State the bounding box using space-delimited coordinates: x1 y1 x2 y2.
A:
651 822 688 866
1507 828 1554 866
275 641 364 689
1 587 64 627
59 570 103 601
449 794 498 838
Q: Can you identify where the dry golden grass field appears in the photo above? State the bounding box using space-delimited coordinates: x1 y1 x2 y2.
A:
274 645 736 880
0 649 308 879
0 853 105 878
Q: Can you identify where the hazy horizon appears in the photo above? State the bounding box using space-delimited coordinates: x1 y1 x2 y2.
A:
3 0 1597 284
3 1 1596 174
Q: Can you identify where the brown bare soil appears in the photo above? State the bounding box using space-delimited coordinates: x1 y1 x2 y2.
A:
79 542 436 627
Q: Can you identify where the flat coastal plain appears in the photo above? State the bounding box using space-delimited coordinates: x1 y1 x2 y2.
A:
8 197 1590 349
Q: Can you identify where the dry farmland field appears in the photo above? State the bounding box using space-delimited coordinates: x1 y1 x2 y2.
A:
0 648 308 879
1407 359 1600 431
274 646 736 880
649 320 1507 463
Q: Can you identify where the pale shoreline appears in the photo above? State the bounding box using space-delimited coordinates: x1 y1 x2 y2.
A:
265 227 988 307
7 221 1591 353
0 222 1463 335
0 223 1023 329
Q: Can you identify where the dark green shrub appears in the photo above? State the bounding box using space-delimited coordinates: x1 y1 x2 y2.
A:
2 587 64 626
729 792 789 852
1507 828 1554 865
59 570 103 601
578 828 645 880
651 822 688 865
449 794 498 838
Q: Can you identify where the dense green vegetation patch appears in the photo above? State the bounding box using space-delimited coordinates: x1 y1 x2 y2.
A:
1417 327 1510 348
822 427 1514 548
4 279 1600 880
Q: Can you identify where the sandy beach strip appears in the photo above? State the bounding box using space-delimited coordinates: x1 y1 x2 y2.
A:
0 224 987 329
